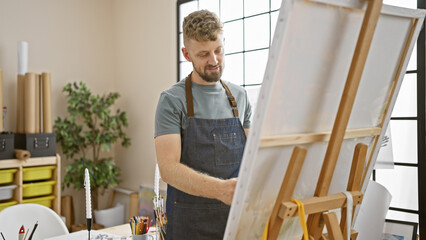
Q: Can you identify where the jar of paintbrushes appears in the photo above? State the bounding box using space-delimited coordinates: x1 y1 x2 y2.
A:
129 216 154 240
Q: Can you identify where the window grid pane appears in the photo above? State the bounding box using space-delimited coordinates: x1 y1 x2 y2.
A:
244 0 269 17
221 0 243 22
245 85 261 120
271 0 282 11
383 0 417 9
386 210 419 224
244 49 269 85
224 20 244 54
389 120 418 164
407 43 417 71
180 61 193 80
392 74 417 118
376 166 418 211
222 53 244 85
244 14 270 51
270 11 279 46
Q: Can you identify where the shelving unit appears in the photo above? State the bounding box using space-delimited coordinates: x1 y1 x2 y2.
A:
0 154 61 214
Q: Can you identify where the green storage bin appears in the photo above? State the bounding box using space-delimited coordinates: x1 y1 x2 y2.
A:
22 195 55 208
23 165 55 181
0 169 17 185
0 200 17 211
22 180 56 197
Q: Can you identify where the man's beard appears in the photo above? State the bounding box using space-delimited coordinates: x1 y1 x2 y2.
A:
193 63 224 82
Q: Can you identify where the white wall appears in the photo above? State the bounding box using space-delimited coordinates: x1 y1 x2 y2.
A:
0 0 176 225
0 0 117 133
112 0 176 195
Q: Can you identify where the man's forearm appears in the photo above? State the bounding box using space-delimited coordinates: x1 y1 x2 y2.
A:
160 161 225 200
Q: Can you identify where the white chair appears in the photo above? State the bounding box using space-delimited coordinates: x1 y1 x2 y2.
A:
0 203 69 240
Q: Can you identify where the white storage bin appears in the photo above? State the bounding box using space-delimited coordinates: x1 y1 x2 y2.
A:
0 185 17 200
94 203 124 228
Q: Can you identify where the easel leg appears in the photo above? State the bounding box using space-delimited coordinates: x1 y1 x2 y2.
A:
340 143 367 239
267 146 307 240
324 212 344 240
307 214 324 239
350 230 358 240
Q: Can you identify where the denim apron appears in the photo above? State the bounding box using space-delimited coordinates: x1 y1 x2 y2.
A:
165 76 247 240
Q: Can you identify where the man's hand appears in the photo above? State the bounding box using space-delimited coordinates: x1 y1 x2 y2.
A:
218 178 238 205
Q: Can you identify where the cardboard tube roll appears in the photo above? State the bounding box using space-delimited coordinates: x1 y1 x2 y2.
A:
14 149 30 160
129 193 139 217
24 73 36 133
17 75 25 133
0 69 3 132
61 195 75 230
42 72 52 132
35 74 40 133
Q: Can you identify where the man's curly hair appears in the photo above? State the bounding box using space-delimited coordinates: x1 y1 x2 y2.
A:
183 10 223 46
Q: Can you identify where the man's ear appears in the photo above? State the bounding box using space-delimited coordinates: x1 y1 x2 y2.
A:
182 47 192 62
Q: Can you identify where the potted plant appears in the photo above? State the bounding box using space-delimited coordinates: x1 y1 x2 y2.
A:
54 82 131 212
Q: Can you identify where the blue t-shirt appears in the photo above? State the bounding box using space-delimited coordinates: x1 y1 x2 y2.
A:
155 78 252 137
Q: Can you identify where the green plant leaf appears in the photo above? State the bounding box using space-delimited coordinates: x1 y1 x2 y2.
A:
54 81 131 196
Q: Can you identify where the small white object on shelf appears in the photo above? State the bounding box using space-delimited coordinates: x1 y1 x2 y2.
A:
17 41 28 75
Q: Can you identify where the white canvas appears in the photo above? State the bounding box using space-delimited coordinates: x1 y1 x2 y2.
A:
224 0 425 239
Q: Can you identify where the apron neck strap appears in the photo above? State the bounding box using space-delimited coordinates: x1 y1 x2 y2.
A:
185 73 239 118
220 80 239 118
185 74 195 117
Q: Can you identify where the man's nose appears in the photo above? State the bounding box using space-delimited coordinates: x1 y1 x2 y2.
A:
208 53 219 65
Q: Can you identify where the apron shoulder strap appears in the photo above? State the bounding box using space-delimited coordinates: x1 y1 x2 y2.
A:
185 75 195 117
220 80 239 118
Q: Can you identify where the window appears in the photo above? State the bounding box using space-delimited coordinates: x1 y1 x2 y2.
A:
177 0 280 110
177 0 426 235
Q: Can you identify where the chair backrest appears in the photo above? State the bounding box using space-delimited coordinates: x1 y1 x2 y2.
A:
0 203 69 240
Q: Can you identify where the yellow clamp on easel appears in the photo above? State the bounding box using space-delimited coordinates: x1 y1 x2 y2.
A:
262 218 270 240
262 199 309 240
292 198 309 240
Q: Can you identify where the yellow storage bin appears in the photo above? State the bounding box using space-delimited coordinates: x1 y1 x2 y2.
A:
22 195 55 208
0 169 18 185
22 180 56 197
0 200 17 211
23 165 55 181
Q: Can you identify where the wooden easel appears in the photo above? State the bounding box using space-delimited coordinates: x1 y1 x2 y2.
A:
265 0 385 239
